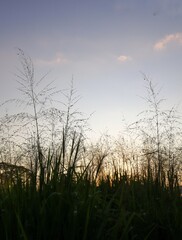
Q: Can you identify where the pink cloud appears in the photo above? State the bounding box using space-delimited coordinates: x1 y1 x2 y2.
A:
35 53 69 67
117 55 132 63
154 33 182 50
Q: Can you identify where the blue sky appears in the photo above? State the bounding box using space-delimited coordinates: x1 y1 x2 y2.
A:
0 0 182 139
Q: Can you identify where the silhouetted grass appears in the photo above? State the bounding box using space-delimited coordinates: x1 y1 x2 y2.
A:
0 146 181 240
0 51 181 239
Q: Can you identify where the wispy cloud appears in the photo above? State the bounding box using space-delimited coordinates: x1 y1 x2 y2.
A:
117 55 132 63
35 53 69 67
154 33 182 50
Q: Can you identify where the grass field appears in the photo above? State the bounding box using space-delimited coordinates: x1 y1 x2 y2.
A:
0 51 181 239
0 142 181 240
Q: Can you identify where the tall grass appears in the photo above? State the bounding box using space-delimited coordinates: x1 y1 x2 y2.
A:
0 132 181 240
0 52 182 239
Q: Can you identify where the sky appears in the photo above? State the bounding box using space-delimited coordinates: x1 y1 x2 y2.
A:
0 0 182 140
